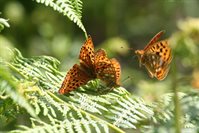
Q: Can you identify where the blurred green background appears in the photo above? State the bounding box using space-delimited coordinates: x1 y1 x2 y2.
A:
1 0 199 102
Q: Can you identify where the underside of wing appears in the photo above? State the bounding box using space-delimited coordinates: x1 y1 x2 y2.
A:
142 53 159 78
155 65 170 80
94 49 121 87
145 40 172 61
110 58 121 86
58 64 91 94
143 53 170 80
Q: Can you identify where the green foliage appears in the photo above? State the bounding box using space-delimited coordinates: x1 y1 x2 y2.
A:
1 1 199 132
139 92 199 133
34 0 87 36
181 90 199 129
0 65 37 118
2 47 198 132
0 16 10 32
0 48 154 132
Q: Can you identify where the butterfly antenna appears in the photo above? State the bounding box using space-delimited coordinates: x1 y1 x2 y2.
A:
161 30 166 33
121 46 134 51
121 76 133 84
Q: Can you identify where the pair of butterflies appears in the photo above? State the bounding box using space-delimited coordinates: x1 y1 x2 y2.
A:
59 31 172 94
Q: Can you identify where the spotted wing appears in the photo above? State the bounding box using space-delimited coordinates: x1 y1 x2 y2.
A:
143 40 172 80
58 64 91 94
110 58 121 85
145 40 172 65
156 65 170 80
79 36 95 69
94 49 121 87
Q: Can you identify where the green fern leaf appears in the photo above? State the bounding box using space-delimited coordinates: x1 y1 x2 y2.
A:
0 15 10 32
1 48 155 132
0 65 37 118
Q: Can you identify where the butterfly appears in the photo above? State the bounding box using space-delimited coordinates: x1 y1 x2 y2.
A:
59 36 121 94
135 30 172 80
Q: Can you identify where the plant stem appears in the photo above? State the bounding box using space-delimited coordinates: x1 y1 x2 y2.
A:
172 58 181 133
84 32 88 39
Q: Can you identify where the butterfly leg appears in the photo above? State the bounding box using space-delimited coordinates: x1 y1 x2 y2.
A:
148 71 154 78
98 81 120 95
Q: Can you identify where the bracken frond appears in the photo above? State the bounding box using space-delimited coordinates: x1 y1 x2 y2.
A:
0 48 154 132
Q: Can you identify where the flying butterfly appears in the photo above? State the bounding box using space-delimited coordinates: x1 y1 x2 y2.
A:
135 30 172 80
59 36 121 94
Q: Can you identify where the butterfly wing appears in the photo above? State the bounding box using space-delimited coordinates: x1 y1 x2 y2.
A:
143 40 172 80
110 58 121 85
142 53 163 78
79 36 95 69
58 64 91 94
145 40 172 64
94 49 121 87
144 30 165 51
156 65 170 80
135 30 165 67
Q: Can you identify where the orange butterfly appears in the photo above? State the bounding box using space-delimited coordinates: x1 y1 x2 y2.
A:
59 36 121 94
135 31 172 80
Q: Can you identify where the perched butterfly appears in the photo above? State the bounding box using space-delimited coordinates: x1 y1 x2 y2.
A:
135 31 172 80
59 36 121 94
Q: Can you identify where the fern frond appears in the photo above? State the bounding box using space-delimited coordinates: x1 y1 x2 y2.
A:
0 17 10 32
0 65 37 118
150 93 185 124
34 0 87 35
181 90 199 129
11 116 109 133
1 48 155 132
70 0 83 19
6 48 199 132
144 91 199 132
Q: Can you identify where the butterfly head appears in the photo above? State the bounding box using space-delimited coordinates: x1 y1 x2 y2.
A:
135 50 144 67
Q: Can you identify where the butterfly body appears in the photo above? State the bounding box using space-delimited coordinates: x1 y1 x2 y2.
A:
135 31 172 80
59 36 121 94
